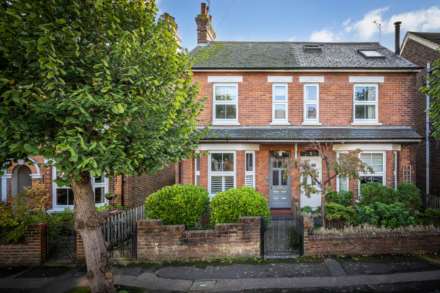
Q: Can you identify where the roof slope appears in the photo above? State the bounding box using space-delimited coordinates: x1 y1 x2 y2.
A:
410 32 440 45
191 41 418 70
202 127 421 142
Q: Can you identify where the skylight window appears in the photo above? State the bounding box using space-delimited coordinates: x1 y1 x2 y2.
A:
359 50 384 58
303 44 322 53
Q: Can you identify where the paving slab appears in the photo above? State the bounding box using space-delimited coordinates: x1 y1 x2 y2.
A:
324 258 346 276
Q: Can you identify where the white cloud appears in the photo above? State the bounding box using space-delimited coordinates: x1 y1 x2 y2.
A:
309 30 340 42
344 6 440 41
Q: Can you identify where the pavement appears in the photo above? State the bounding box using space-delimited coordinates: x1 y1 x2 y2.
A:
1 256 440 292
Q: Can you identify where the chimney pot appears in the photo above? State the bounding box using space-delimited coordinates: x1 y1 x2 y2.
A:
394 21 402 55
196 2 216 44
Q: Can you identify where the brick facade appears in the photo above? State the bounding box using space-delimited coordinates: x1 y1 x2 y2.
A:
137 217 262 261
1 158 175 209
401 37 440 197
0 224 47 266
194 72 417 127
303 229 440 256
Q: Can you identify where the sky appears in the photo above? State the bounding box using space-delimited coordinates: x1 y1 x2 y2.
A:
157 0 440 51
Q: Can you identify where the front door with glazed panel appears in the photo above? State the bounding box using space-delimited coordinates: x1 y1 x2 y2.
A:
269 151 291 208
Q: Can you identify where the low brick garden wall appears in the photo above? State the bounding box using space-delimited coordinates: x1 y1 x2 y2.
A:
0 224 47 266
303 228 440 256
137 217 262 261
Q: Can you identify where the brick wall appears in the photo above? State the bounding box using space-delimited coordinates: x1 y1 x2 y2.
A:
194 72 417 127
0 224 47 266
401 38 440 196
303 229 440 256
137 217 262 261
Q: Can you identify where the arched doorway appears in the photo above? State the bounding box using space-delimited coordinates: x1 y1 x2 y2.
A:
12 165 32 196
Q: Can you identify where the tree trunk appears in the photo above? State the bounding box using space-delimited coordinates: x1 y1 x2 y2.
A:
71 173 115 293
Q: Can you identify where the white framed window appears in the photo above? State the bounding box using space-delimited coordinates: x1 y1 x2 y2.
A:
208 152 236 195
51 166 109 210
303 84 319 124
271 83 288 124
353 84 378 123
194 156 201 185
358 152 386 195
245 151 255 188
336 152 349 192
213 83 238 125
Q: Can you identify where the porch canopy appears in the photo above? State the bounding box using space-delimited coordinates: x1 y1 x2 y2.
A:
201 127 421 143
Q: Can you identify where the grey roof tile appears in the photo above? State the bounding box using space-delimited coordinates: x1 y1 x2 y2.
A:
202 127 421 142
191 42 418 70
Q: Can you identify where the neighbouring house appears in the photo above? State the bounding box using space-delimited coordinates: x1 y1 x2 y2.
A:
0 156 175 210
175 3 422 214
400 31 440 200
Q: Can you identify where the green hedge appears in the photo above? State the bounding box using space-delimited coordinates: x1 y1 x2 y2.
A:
144 184 209 229
210 187 270 225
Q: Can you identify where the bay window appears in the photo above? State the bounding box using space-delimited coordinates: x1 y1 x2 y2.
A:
336 152 349 192
52 167 108 210
209 152 235 195
353 84 378 123
194 156 201 185
271 84 288 124
359 152 386 194
213 83 238 124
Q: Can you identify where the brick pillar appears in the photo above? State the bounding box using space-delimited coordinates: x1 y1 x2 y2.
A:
236 151 245 187
256 148 269 198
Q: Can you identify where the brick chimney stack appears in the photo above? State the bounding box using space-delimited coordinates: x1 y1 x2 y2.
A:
195 2 216 44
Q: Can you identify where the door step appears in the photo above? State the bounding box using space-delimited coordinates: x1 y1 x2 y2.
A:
264 252 300 259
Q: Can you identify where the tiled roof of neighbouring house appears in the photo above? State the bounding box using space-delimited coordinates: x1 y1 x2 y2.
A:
190 41 418 70
410 32 440 45
201 127 421 142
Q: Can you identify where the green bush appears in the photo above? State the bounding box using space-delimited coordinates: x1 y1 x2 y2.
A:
325 202 356 224
395 183 422 211
210 187 270 225
417 208 440 226
326 191 353 207
359 183 395 206
356 202 416 228
144 184 209 229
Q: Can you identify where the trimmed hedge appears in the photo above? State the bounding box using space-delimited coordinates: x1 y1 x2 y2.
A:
144 184 209 229
210 187 270 224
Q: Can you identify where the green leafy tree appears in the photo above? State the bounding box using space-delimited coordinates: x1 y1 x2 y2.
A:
422 57 440 138
297 143 372 227
0 1 203 292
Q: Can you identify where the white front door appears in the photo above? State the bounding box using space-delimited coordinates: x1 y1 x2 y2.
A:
300 156 322 209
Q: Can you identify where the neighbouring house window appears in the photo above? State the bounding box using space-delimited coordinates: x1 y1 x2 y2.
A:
303 84 319 123
359 152 385 194
194 156 201 185
52 167 108 209
353 84 378 123
209 152 235 195
213 83 238 124
336 153 349 192
272 84 288 123
245 151 255 187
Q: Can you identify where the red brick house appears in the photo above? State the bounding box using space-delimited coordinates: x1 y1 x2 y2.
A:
0 157 175 210
400 31 440 199
176 4 421 212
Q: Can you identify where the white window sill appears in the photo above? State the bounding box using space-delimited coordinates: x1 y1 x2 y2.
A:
302 121 322 126
351 121 382 126
212 121 240 126
270 121 290 125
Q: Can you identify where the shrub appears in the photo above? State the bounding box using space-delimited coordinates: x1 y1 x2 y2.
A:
356 202 416 228
210 187 270 225
325 202 356 225
144 184 209 229
417 208 440 226
359 183 395 206
326 191 353 207
395 183 422 211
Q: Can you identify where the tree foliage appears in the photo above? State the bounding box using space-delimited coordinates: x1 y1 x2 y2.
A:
422 57 440 138
0 0 203 179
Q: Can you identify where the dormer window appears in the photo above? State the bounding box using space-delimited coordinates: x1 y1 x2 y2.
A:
359 50 384 58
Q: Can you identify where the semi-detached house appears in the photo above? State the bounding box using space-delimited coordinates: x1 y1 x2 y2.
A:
176 3 422 213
